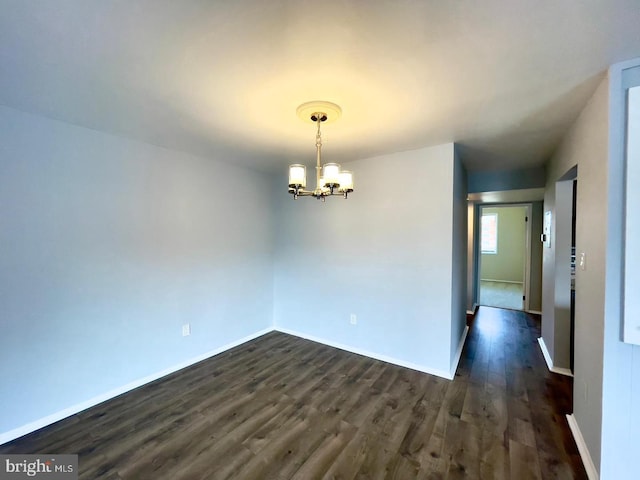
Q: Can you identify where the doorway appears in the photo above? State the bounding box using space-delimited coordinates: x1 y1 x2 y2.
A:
477 204 531 310
552 167 578 374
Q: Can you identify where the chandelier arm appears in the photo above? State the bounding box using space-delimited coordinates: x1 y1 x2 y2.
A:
290 188 313 195
289 188 348 200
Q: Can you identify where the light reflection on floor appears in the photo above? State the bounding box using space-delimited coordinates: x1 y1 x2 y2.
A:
475 306 506 338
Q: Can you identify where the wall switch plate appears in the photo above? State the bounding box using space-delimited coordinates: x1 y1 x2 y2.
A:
543 211 552 248
182 323 191 336
579 252 586 271
350 314 357 325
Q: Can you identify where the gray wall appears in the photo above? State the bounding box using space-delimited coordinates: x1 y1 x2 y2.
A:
468 166 546 193
480 206 527 283
273 144 465 377
0 105 274 435
542 77 608 471
599 59 640 479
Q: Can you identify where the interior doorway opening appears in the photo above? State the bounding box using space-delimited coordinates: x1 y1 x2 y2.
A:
551 166 578 375
477 204 532 311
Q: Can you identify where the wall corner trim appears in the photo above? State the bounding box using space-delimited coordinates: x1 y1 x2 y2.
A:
0 327 275 446
450 326 469 378
537 337 574 377
566 414 600 480
274 327 454 380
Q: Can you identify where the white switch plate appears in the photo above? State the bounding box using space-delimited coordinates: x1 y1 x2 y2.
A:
182 323 191 336
543 211 552 248
350 314 357 325
579 252 586 271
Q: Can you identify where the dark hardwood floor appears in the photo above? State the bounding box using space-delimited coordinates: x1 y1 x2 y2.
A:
1 307 586 479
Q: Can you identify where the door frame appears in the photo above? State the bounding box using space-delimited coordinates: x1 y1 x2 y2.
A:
476 203 533 311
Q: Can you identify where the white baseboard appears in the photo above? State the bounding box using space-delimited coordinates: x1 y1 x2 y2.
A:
274 327 455 380
0 327 275 446
537 337 573 377
527 309 542 315
1 325 470 445
450 326 469 378
566 414 599 479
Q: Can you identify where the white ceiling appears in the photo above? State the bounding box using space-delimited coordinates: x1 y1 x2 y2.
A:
1 1 639 172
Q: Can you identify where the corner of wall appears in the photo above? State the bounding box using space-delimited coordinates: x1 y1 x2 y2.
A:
451 152 469 367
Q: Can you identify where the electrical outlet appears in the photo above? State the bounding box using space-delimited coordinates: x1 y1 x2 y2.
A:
350 314 357 325
182 323 191 336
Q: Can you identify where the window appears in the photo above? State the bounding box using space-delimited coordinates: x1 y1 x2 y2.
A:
481 213 498 254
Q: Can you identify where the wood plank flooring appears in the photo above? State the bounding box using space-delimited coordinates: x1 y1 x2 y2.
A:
0 307 587 479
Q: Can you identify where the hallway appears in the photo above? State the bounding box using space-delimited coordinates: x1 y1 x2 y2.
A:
461 306 585 478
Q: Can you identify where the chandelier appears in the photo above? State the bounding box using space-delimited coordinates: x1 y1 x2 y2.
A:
288 101 354 201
